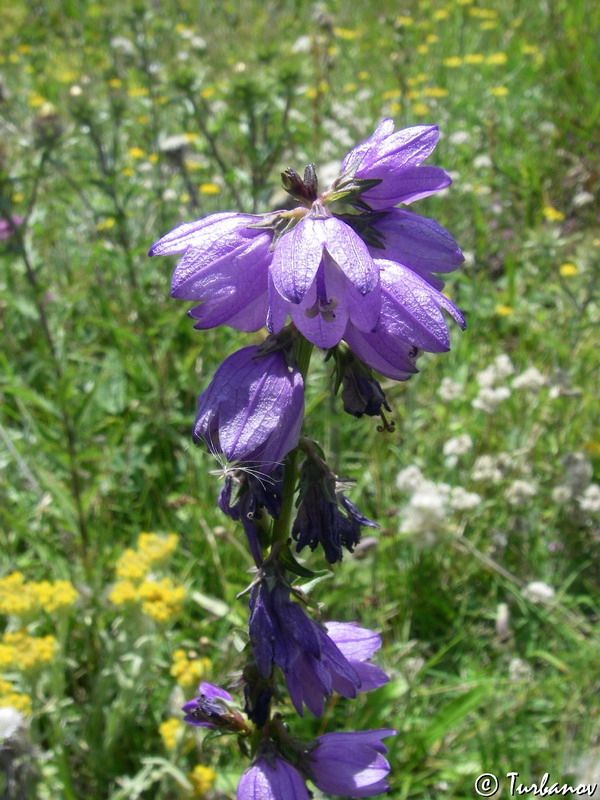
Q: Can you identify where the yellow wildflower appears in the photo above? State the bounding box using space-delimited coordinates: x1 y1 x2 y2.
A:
108 78 122 89
180 193 191 204
27 92 46 108
159 717 182 750
468 7 497 18
412 102 430 117
426 34 439 43
480 20 498 29
543 206 565 222
389 101 402 115
416 44 429 55
122 167 135 177
495 304 514 317
305 87 318 100
486 52 508 65
96 217 116 232
433 9 450 21
490 86 509 97
128 147 146 159
464 53 485 64
199 87 215 99
559 263 578 277
8 54 20 64
423 87 449 98
343 82 357 92
57 69 78 83
184 133 199 143
32 580 78 613
357 71 370 80
148 153 158 164
138 578 185 623
188 765 217 797
137 533 179 567
109 580 139 606
333 27 360 40
443 56 463 68
12 192 24 204
395 15 414 26
318 80 329 94
199 183 221 195
0 685 32 715
171 649 212 689
522 44 540 55
17 44 32 54
0 630 57 673
382 89 401 100
127 87 149 98
137 114 150 124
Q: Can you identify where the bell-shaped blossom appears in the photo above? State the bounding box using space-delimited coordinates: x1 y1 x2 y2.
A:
193 346 304 473
307 728 396 797
248 580 362 717
149 212 273 332
344 258 465 381
237 756 308 800
342 119 450 210
325 621 389 691
371 208 464 290
269 206 381 348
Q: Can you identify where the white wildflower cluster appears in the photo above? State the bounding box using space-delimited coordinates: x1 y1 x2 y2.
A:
396 464 481 546
512 366 547 392
579 484 600 514
505 479 538 507
552 452 594 506
443 434 473 467
521 581 555 604
508 657 533 682
438 377 463 402
471 455 503 484
472 354 514 413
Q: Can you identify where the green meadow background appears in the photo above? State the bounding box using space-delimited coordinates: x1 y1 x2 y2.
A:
1 0 599 797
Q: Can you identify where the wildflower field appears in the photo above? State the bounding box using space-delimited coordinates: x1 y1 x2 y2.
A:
1 0 599 797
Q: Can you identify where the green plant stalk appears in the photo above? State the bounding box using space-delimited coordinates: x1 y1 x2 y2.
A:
271 336 313 548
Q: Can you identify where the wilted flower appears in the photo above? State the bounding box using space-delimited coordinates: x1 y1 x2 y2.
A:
183 681 248 733
307 728 396 797
248 579 362 716
193 345 304 473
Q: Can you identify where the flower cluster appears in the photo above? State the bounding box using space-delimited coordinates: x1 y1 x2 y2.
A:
0 630 57 673
0 572 78 618
170 648 212 689
109 532 185 623
151 119 464 797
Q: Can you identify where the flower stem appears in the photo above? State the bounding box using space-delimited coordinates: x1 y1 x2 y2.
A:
271 335 313 548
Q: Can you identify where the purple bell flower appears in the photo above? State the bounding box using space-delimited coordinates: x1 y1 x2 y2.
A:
341 119 450 210
325 621 389 691
371 208 464 290
193 345 304 473
344 258 465 381
307 728 397 797
149 212 273 332
248 580 362 717
237 756 308 800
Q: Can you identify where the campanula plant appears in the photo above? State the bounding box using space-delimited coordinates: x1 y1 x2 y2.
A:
149 118 465 798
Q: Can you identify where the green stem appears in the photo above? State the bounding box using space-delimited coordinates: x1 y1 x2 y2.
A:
271 336 314 548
